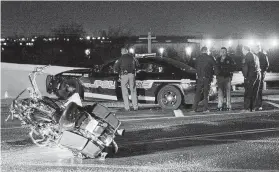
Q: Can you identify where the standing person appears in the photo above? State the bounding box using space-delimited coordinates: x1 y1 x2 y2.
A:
254 45 269 110
242 46 261 112
192 47 216 113
114 48 139 111
215 47 236 111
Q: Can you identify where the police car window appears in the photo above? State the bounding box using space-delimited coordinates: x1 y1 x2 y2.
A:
139 63 165 73
165 58 193 71
101 61 115 74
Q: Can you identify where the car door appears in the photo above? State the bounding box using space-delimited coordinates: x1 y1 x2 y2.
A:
135 59 171 102
79 61 119 101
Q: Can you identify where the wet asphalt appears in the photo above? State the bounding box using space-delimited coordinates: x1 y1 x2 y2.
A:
1 100 279 172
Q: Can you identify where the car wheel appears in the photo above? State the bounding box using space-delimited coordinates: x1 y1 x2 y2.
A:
157 85 182 110
56 79 81 100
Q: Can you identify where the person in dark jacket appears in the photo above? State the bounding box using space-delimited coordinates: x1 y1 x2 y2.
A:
254 45 269 110
242 46 261 112
192 46 216 113
114 48 139 111
215 47 236 111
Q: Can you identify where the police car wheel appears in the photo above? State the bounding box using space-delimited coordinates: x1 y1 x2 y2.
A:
157 85 182 110
57 79 81 100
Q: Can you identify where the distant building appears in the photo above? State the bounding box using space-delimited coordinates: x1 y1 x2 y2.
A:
127 35 200 62
126 35 279 71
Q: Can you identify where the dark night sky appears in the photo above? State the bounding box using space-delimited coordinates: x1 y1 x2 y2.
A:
1 1 279 38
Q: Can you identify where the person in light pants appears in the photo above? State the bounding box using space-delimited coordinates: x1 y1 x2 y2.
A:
114 48 139 111
253 45 269 110
215 47 236 111
217 77 232 111
120 73 138 111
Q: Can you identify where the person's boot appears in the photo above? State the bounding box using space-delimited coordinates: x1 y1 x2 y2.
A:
217 107 222 111
203 110 210 113
226 108 231 111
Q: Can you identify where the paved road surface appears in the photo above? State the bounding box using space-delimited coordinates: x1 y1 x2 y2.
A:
1 100 279 172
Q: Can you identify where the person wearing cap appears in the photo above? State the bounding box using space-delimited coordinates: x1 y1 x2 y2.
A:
191 46 216 113
254 45 269 111
114 48 139 111
215 47 236 111
242 45 261 112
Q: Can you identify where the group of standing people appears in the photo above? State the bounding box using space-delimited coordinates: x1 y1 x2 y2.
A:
113 45 269 113
192 45 269 113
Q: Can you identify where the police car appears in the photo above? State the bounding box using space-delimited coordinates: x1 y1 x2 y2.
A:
46 55 217 110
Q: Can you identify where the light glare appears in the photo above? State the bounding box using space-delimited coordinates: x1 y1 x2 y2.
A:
248 39 255 46
228 39 232 46
85 49 90 55
271 39 278 47
186 47 192 55
206 39 212 47
159 47 164 54
129 48 135 54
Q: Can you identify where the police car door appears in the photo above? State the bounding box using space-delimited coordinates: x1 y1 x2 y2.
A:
135 61 168 102
80 62 119 101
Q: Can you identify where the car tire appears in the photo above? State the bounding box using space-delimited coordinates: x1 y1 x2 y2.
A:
157 85 182 110
56 79 81 100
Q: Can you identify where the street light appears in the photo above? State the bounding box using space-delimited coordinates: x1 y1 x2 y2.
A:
159 47 164 58
248 39 255 47
185 47 192 56
86 36 90 40
271 39 278 47
206 39 212 47
228 39 233 47
129 48 135 54
85 49 91 56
